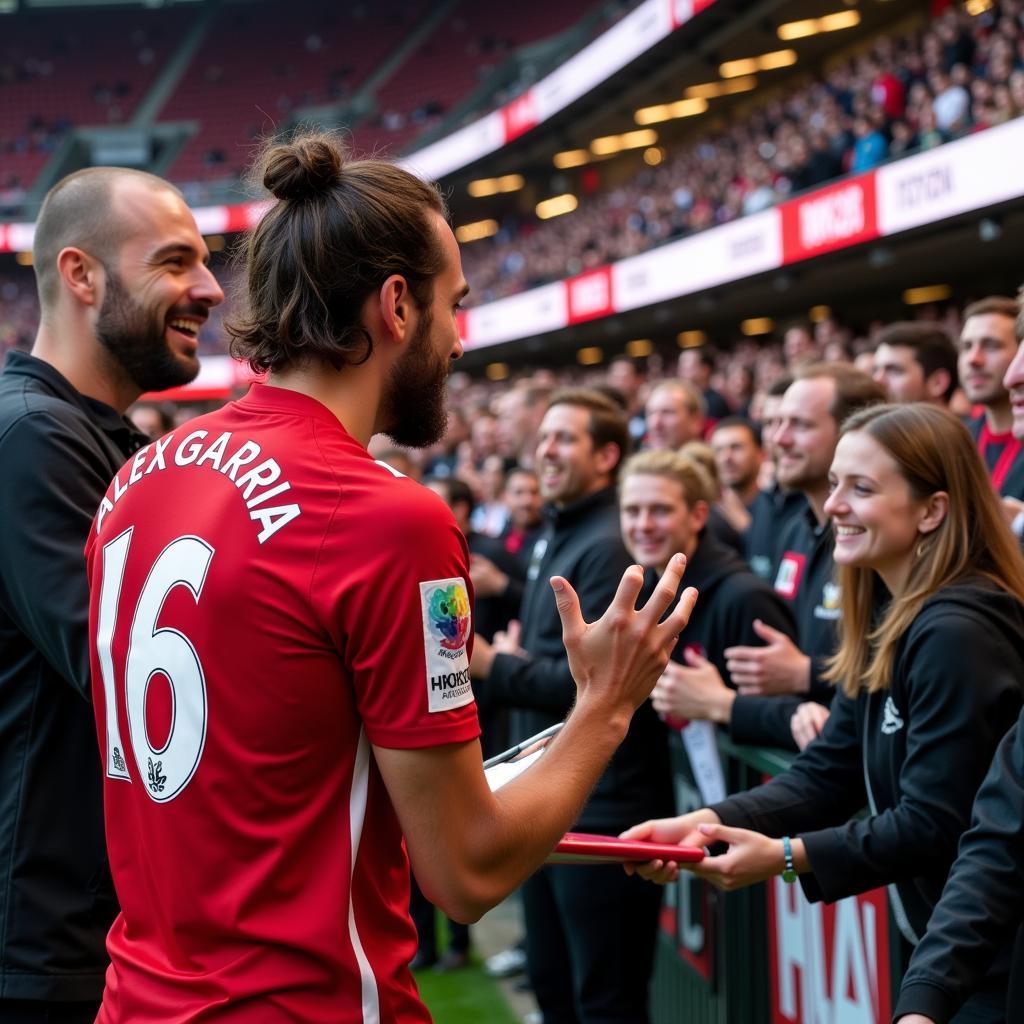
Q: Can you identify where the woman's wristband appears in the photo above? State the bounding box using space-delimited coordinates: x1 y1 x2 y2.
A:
781 836 797 883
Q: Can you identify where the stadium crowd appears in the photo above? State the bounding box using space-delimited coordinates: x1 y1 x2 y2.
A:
460 2 1024 304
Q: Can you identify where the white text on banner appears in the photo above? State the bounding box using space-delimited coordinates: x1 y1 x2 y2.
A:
877 117 1024 236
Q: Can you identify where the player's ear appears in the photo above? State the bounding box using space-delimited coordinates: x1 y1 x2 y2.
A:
377 274 413 345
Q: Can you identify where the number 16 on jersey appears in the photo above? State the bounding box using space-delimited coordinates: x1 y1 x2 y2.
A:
94 527 214 803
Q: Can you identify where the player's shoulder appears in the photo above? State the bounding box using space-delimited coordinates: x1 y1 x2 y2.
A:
337 452 454 528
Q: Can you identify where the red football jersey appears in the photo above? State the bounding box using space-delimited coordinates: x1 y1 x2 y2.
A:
86 385 480 1023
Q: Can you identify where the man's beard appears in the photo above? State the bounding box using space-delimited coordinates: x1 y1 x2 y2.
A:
381 309 449 448
96 270 201 393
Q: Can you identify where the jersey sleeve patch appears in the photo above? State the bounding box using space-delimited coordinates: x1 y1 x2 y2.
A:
420 577 474 714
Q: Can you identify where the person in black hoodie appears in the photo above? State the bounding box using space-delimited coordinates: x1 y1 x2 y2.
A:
471 388 674 1024
894 705 1024 1024
618 449 802 750
623 404 1024 1021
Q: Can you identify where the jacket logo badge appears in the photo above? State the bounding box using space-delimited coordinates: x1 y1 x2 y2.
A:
147 757 167 794
881 697 905 735
774 551 806 600
112 747 126 773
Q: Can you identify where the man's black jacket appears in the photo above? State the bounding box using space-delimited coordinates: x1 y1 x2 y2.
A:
894 709 1024 1024
485 487 674 831
772 502 839 700
747 501 841 736
711 580 1024 969
0 351 147 1000
656 533 801 750
744 484 806 583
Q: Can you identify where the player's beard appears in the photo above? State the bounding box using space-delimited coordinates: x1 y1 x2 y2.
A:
381 307 449 448
96 269 201 393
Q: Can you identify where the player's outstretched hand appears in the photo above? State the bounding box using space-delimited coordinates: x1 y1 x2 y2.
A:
550 554 698 719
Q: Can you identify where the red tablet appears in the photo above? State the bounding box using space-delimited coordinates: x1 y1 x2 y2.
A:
548 832 706 865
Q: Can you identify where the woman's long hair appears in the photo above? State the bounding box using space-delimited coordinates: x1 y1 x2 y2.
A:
823 403 1024 697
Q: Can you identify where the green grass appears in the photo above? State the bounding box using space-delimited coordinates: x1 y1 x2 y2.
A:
412 914 520 1023
414 956 520 1024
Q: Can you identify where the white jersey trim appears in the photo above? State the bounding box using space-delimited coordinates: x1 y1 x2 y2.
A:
348 728 382 1023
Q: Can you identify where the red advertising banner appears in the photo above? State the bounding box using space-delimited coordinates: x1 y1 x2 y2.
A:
670 0 715 27
567 266 614 324
780 173 879 264
502 91 540 143
767 875 891 1024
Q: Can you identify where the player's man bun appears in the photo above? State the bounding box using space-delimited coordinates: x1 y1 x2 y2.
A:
226 130 450 375
262 136 343 201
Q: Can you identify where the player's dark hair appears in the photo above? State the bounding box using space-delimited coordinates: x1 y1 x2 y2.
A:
547 387 630 479
875 321 959 402
226 131 448 374
33 167 181 310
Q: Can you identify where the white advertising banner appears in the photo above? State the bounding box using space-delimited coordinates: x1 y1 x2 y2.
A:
612 209 782 312
7 222 34 252
399 112 507 182
877 118 1024 236
191 205 230 235
532 0 675 122
400 0 708 181
463 281 568 349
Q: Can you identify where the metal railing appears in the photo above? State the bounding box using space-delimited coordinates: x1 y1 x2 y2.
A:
651 733 909 1024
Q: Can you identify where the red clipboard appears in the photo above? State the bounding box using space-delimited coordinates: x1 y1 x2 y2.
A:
547 832 705 865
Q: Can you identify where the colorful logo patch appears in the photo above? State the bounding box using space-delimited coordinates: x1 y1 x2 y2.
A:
420 577 474 714
427 582 471 651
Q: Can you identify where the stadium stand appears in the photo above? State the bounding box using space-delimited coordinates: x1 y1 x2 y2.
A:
160 0 434 185
458 4 1024 304
351 0 602 155
0 6 191 194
